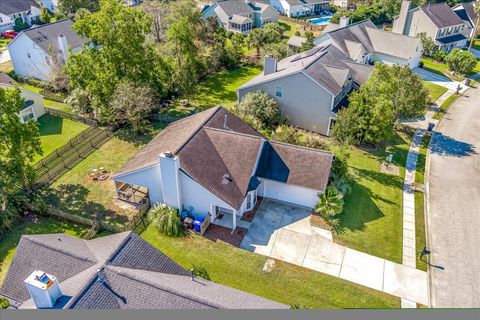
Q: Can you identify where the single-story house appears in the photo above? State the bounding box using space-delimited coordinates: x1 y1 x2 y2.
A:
315 19 423 69
201 0 279 34
238 43 373 135
112 106 334 230
392 1 468 52
453 1 478 40
0 72 45 123
0 231 288 309
8 19 88 81
268 0 331 18
0 0 41 32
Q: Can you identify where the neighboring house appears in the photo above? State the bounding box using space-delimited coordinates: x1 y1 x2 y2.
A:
238 43 373 135
0 72 45 123
453 1 478 40
201 0 279 34
286 34 306 51
112 106 334 230
40 0 59 13
331 0 353 9
0 0 41 32
315 19 423 69
124 0 143 6
0 231 289 309
268 0 331 18
8 19 88 81
392 1 468 52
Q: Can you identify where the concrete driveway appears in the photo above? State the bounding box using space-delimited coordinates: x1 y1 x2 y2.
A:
427 87 480 307
240 199 428 305
413 67 467 93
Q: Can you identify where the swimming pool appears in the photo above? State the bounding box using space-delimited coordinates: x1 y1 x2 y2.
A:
309 16 333 26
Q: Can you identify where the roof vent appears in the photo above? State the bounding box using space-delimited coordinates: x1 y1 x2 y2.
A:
24 270 63 309
221 174 232 185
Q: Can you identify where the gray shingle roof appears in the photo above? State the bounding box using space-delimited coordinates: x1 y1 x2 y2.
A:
216 0 253 17
18 19 88 55
0 0 39 15
421 3 465 28
1 231 288 309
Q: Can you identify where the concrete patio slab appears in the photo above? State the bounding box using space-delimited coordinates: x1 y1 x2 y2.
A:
270 229 310 265
383 260 429 305
303 235 344 277
339 248 385 291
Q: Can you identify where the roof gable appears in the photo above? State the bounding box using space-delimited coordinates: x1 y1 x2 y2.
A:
420 3 465 28
0 0 39 15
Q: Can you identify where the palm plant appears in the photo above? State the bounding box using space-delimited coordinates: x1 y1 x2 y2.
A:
314 186 344 228
148 204 183 237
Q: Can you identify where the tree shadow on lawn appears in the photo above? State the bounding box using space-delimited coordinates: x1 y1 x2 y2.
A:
41 184 130 225
38 114 63 136
114 122 168 147
430 133 476 157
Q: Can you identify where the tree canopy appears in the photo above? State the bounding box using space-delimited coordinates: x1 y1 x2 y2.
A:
445 48 477 75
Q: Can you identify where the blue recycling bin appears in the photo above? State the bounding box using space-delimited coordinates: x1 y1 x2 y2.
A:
193 217 205 233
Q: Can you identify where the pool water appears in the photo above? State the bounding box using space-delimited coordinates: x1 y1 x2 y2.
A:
309 16 333 26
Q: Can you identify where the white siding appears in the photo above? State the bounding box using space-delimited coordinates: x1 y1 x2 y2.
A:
259 178 319 208
179 171 235 219
8 33 51 81
114 165 164 205
20 86 45 119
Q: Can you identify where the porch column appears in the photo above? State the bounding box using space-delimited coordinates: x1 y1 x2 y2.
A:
232 209 237 231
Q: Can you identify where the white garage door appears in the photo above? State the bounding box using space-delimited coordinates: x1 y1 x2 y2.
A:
262 179 319 208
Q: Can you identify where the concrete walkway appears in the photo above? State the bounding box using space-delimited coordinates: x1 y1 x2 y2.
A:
240 199 429 305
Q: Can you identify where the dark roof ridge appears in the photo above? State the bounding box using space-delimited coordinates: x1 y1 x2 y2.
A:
269 140 334 156
104 231 134 263
174 106 222 155
24 19 72 33
203 125 265 140
107 266 223 309
23 235 97 263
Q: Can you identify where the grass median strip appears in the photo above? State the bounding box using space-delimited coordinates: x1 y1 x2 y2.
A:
415 191 427 272
433 94 457 120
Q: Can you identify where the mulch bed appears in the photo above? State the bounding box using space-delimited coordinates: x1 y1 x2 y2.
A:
241 196 263 222
310 214 332 231
203 224 247 247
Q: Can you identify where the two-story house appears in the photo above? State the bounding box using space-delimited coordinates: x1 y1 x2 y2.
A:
453 2 478 41
268 0 331 18
201 0 279 35
0 0 41 32
238 43 373 135
393 1 468 52
8 19 88 81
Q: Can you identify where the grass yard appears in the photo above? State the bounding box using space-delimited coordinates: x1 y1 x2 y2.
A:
423 81 447 103
140 226 400 309
0 38 11 51
415 134 431 185
46 124 166 226
333 129 413 263
0 217 88 287
421 58 480 81
22 84 74 113
415 191 427 272
164 65 262 116
36 114 90 162
432 93 457 120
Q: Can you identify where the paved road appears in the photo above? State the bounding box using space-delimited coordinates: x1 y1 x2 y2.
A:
427 87 480 307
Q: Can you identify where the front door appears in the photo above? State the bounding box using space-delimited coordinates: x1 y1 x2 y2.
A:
246 190 257 211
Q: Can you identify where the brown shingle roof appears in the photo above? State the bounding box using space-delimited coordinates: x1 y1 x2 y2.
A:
421 3 465 28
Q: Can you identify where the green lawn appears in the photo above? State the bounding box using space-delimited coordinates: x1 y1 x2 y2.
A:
0 218 88 287
0 38 11 50
422 81 447 103
36 114 90 162
46 124 166 226
415 191 427 272
140 226 400 308
415 134 431 185
432 94 457 120
421 58 480 81
164 65 262 116
333 129 413 263
279 20 299 38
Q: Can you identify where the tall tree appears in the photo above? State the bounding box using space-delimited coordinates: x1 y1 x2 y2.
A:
468 1 480 51
300 31 315 52
143 0 170 44
445 48 478 75
58 0 100 17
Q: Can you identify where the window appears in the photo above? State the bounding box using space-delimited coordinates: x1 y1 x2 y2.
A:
275 85 283 97
20 107 35 123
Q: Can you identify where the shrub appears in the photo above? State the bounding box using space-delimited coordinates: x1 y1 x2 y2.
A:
445 48 477 75
148 204 183 237
314 186 344 230
238 91 281 128
301 132 329 150
433 50 446 62
0 297 10 309
192 265 210 280
271 124 300 144
65 88 93 114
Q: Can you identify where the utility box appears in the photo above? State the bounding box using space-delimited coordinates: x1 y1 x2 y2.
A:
24 270 63 309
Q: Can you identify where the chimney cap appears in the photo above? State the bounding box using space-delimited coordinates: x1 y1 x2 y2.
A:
24 271 56 291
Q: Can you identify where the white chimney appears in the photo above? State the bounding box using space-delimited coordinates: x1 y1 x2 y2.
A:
264 56 277 76
57 33 68 62
159 152 182 209
339 16 350 28
24 270 63 309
